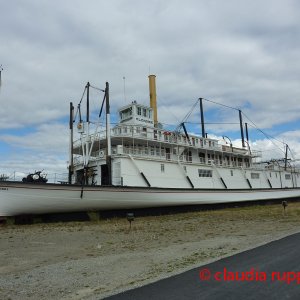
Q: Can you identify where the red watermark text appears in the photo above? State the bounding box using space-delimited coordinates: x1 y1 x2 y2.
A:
199 268 300 284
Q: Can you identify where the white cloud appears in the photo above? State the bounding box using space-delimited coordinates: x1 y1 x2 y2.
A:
1 0 300 175
0 123 68 152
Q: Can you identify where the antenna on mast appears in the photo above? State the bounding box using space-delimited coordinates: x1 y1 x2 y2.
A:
0 65 3 88
123 76 126 103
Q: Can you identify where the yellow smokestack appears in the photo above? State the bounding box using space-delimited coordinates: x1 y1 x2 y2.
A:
148 74 158 126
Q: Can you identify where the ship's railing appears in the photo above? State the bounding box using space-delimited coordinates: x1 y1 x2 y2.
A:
73 124 258 161
123 146 167 160
252 161 300 172
47 173 69 183
76 124 223 151
73 142 253 169
73 156 82 165
122 147 201 164
73 154 99 166
0 174 9 181
117 147 251 168
249 150 262 158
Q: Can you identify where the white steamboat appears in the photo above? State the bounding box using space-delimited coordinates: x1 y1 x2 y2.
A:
1 75 300 217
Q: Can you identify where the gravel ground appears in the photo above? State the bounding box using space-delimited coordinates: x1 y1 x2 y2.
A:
1 203 300 299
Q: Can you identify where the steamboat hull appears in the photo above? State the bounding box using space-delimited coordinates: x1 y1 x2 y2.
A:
1 181 300 216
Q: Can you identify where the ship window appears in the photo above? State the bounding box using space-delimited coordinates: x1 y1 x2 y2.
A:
161 164 165 173
143 108 147 117
251 173 260 179
150 147 155 155
285 174 291 180
230 170 233 176
199 152 205 163
183 166 187 173
270 172 272 178
121 107 132 119
198 169 212 177
137 107 142 115
173 148 177 155
156 147 160 156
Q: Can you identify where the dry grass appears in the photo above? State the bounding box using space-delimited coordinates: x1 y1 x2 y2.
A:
1 202 300 299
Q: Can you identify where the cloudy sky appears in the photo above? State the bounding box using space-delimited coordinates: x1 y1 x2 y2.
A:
1 0 300 180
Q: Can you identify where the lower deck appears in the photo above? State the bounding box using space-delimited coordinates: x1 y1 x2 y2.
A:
74 155 300 190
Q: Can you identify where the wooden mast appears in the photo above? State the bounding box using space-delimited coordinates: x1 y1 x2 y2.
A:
105 82 112 185
68 102 74 184
239 109 245 148
199 98 205 138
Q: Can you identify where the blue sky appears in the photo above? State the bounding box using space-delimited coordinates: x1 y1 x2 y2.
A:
1 0 300 179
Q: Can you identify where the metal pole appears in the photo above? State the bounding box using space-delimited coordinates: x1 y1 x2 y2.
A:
106 82 112 185
245 122 249 142
285 144 288 171
86 82 90 171
239 110 245 148
86 82 90 123
68 102 74 184
199 98 205 138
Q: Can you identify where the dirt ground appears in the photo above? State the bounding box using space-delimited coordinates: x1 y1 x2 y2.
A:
1 202 300 299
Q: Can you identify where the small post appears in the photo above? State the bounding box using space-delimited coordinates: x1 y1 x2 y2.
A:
126 213 134 230
282 201 288 216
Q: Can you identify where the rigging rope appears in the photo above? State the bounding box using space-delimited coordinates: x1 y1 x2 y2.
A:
90 84 105 92
202 98 238 111
241 112 286 155
200 96 288 157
